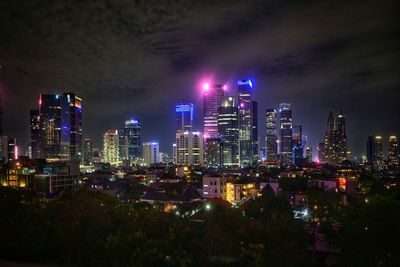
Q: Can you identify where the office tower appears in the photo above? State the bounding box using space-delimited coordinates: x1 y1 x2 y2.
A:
265 109 278 160
238 80 257 167
64 93 83 160
324 111 340 164
38 94 71 161
318 142 325 163
103 129 119 164
124 119 141 159
83 138 93 165
292 125 303 165
336 110 347 162
252 101 259 163
366 136 376 165
7 137 17 161
204 138 222 168
172 143 177 164
176 131 204 166
388 136 399 168
31 93 82 161
374 136 384 170
218 97 239 167
118 127 127 160
305 146 312 163
30 109 41 159
176 103 194 132
143 142 160 166
279 103 293 164
203 84 225 139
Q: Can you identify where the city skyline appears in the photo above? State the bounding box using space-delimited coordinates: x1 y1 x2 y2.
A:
0 0 399 158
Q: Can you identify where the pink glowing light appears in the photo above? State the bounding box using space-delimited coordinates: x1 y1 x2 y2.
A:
223 85 227 90
202 83 210 91
240 102 244 108
14 146 18 160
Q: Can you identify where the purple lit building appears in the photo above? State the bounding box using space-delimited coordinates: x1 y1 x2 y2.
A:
203 83 225 140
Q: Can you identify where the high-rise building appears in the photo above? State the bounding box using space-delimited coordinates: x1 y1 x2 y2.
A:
65 93 83 160
318 142 325 163
324 111 339 164
265 109 278 160
204 138 222 168
7 137 17 161
366 136 376 165
176 131 204 166
103 129 120 164
38 94 71 161
31 93 82 161
292 125 303 165
323 110 347 165
238 80 257 167
305 146 313 163
83 138 93 165
375 136 384 170
252 101 259 163
118 127 127 160
218 97 239 167
176 103 194 132
203 84 225 139
172 143 177 164
279 103 293 165
388 136 399 168
124 119 141 160
30 109 41 159
143 142 160 166
336 110 347 162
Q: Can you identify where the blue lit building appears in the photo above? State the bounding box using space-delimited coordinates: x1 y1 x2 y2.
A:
176 103 193 132
124 119 141 159
238 80 258 167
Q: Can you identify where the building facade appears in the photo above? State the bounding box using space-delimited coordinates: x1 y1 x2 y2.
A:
265 109 278 160
218 97 239 167
279 103 293 165
176 131 204 166
103 129 120 165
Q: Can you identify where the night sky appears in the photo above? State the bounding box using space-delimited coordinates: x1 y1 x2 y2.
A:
0 0 399 158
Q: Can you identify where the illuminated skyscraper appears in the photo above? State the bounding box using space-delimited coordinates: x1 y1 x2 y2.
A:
336 110 347 162
203 84 225 139
30 93 82 161
176 103 193 132
65 93 83 160
176 131 204 166
374 136 384 170
204 138 222 168
279 103 293 164
124 119 141 160
103 129 120 164
143 142 160 166
324 111 340 164
238 80 258 167
318 142 325 163
388 136 399 168
265 109 278 160
83 138 93 165
292 125 303 165
30 109 41 159
218 97 239 167
38 94 71 161
305 146 312 163
172 143 177 164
